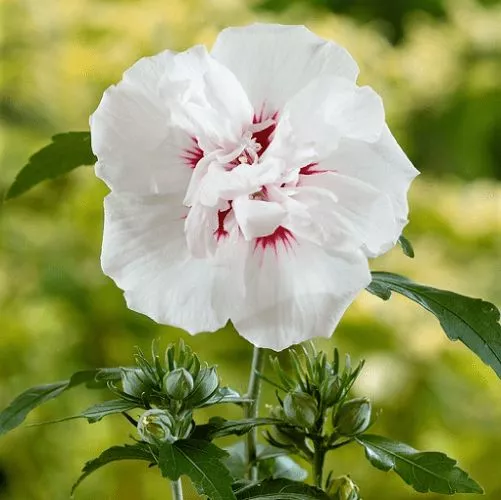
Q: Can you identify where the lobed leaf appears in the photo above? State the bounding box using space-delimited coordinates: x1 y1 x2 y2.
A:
368 272 501 378
71 443 155 496
5 131 96 200
356 434 483 495
159 439 235 500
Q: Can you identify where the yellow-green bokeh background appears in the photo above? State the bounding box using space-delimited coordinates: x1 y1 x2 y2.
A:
1 0 500 499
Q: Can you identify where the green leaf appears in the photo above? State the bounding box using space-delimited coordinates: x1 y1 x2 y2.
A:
159 439 235 500
0 368 122 436
368 272 501 378
201 387 253 407
398 234 415 258
5 131 95 200
80 399 139 423
193 417 281 441
356 434 483 495
233 479 330 499
223 443 305 482
71 443 155 496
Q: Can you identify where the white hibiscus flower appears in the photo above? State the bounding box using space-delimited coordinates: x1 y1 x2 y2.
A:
91 24 418 351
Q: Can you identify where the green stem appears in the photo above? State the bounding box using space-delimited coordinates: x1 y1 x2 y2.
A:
171 478 183 500
245 346 266 481
313 443 325 489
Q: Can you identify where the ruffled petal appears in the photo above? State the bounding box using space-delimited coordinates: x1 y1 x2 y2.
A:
211 24 359 116
268 76 385 166
298 172 397 256
101 192 229 333
232 196 287 240
320 126 419 236
91 46 253 194
232 239 370 351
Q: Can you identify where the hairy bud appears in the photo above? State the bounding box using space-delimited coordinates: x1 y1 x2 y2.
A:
334 397 371 436
283 391 318 428
137 409 175 444
163 368 194 400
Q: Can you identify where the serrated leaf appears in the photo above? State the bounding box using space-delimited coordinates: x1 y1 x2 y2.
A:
71 443 155 496
233 479 330 499
159 439 235 500
5 131 95 200
368 272 501 378
356 434 483 495
0 368 122 436
398 234 415 258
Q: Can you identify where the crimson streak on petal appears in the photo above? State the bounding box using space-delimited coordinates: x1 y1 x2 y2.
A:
252 111 278 157
181 138 204 169
214 203 232 241
254 226 296 254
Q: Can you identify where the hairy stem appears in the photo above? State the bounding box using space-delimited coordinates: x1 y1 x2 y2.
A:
245 346 266 481
171 478 184 500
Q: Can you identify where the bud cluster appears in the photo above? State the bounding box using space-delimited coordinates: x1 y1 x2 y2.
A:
116 340 222 447
265 344 372 491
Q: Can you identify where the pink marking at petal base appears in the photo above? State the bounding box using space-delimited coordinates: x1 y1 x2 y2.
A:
254 226 296 254
181 138 204 169
252 111 278 157
299 163 326 176
214 204 232 241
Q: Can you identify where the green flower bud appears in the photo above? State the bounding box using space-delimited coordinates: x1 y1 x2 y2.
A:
137 409 175 444
321 376 342 406
121 369 152 398
272 425 307 449
334 397 371 436
283 391 318 428
186 367 219 406
330 476 360 500
163 368 194 400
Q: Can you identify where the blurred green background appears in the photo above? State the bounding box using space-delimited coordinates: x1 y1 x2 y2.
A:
0 0 500 499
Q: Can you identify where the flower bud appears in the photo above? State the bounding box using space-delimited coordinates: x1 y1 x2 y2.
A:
283 392 318 428
321 376 342 406
163 368 194 400
186 367 219 406
137 409 175 444
334 397 371 436
330 476 360 500
121 369 151 398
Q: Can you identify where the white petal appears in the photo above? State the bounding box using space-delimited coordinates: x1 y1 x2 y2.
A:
232 239 370 351
232 196 287 240
283 186 362 253
101 192 228 333
164 46 253 148
184 203 218 258
211 24 359 115
268 76 385 164
321 125 419 236
299 172 397 256
91 46 253 194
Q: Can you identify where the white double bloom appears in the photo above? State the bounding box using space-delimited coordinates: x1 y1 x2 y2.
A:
91 24 418 350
